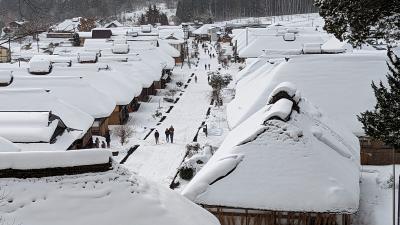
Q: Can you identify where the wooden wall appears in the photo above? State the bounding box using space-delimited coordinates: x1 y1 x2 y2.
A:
205 206 351 225
360 137 400 165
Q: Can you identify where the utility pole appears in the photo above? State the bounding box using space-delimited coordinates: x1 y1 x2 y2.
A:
394 147 396 225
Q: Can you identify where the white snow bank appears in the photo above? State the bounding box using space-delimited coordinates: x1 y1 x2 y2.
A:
321 37 350 53
0 72 12 85
0 164 220 225
0 149 111 170
28 59 52 74
112 44 129 54
78 51 98 63
183 83 360 213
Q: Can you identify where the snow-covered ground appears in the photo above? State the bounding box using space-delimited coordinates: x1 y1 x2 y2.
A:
356 166 400 225
119 41 235 187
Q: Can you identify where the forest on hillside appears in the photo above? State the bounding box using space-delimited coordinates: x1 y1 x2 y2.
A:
0 0 176 27
176 0 317 23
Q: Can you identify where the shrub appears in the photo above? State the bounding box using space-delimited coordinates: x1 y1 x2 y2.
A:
179 166 194 180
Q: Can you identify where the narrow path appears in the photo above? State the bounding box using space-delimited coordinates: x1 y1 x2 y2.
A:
123 42 219 186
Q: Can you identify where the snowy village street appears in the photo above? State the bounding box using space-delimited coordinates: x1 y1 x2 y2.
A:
119 42 222 186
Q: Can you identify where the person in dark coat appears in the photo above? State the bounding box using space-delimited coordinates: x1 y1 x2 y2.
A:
95 138 100 148
203 124 208 137
208 64 211 70
195 75 198 83
165 128 170 143
154 130 160 144
204 64 207 70
105 131 111 148
169 126 175 143
101 141 106 148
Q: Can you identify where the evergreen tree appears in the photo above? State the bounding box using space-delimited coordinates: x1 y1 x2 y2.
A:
315 0 400 46
358 49 400 148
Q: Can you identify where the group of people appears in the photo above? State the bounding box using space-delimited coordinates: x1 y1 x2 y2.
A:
204 63 211 70
94 131 111 148
154 125 175 144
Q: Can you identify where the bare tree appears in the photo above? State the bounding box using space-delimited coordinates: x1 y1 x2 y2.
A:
113 125 134 146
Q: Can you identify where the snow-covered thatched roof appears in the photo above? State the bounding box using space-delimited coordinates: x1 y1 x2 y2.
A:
104 20 123 28
227 52 388 135
238 35 325 58
158 40 181 58
0 89 93 151
0 136 21 152
0 160 220 225
183 83 360 213
4 75 116 119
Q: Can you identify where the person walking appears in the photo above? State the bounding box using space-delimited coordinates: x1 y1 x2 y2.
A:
194 75 198 83
204 64 207 70
169 126 175 143
95 137 100 148
154 130 160 144
101 141 106 148
165 128 170 143
203 124 208 137
208 64 211 70
105 131 111 148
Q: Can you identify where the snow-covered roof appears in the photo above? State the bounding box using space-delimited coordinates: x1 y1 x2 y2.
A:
0 89 93 151
193 24 213 35
158 40 180 58
4 75 116 119
0 163 220 225
0 136 21 152
0 149 111 170
239 35 325 58
183 83 360 213
158 27 184 39
0 112 60 143
52 18 81 32
321 36 351 53
50 65 138 105
105 20 123 28
227 52 388 135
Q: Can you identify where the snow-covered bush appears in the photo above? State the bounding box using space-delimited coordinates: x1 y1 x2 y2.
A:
179 144 214 181
179 166 195 180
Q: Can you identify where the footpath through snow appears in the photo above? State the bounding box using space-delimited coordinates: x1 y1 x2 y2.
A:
124 44 218 186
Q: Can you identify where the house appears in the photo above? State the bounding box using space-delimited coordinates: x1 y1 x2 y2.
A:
51 18 81 32
7 21 27 33
2 74 116 138
162 34 185 60
193 24 213 40
183 83 360 225
158 40 181 64
0 150 221 225
50 65 140 126
0 46 11 63
0 89 94 151
104 20 123 28
227 52 390 165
